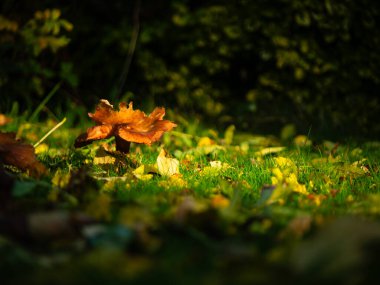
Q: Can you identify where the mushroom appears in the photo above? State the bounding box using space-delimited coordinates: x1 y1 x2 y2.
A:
74 99 177 153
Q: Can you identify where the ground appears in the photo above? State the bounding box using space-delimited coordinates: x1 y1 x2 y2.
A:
1 115 380 285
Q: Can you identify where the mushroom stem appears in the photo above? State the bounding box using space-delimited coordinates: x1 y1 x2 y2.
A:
115 136 131 153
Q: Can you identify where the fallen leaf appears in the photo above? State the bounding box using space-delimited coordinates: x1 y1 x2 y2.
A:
52 169 70 188
158 173 187 188
93 155 116 165
132 165 154 181
93 147 116 165
0 114 12 126
270 157 308 197
197 136 215 147
224 125 235 145
294 135 312 147
156 149 180 176
255 146 285 156
191 144 226 156
35 143 49 154
201 160 230 176
265 183 291 205
0 132 46 177
274 156 296 169
209 160 230 169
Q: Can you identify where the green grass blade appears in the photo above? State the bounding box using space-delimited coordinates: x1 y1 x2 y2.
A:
29 82 62 122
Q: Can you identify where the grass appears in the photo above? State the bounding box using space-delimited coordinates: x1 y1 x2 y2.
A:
1 112 380 285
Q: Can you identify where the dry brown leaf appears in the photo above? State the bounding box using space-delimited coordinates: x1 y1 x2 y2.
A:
0 132 46 177
75 100 177 153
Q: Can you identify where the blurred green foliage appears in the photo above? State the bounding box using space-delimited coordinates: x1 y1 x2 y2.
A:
1 0 380 137
0 7 75 110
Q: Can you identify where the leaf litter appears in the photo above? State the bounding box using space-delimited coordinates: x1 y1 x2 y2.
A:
1 103 380 284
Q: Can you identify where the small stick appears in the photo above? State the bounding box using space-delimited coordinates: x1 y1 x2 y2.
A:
34 117 67 148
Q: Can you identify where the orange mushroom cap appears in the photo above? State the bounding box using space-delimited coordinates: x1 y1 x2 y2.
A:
75 100 177 152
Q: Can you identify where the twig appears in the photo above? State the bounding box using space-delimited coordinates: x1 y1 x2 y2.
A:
34 117 67 148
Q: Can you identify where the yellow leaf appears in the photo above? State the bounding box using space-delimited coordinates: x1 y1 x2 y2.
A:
271 176 279 185
35 143 49 154
271 167 283 181
52 169 70 188
270 156 308 197
286 173 298 184
195 144 225 155
255 146 285 156
274 156 297 174
224 125 235 145
239 142 249 153
201 161 230 176
93 155 116 165
159 174 187 188
157 149 180 176
132 165 153 181
274 156 294 168
93 146 116 165
267 184 291 205
210 160 230 169
197 137 215 147
294 135 312 147
291 181 308 195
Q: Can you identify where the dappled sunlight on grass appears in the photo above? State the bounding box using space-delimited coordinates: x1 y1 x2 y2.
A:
0 112 379 284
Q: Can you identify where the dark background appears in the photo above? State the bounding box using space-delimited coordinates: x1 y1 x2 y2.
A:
1 0 379 139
